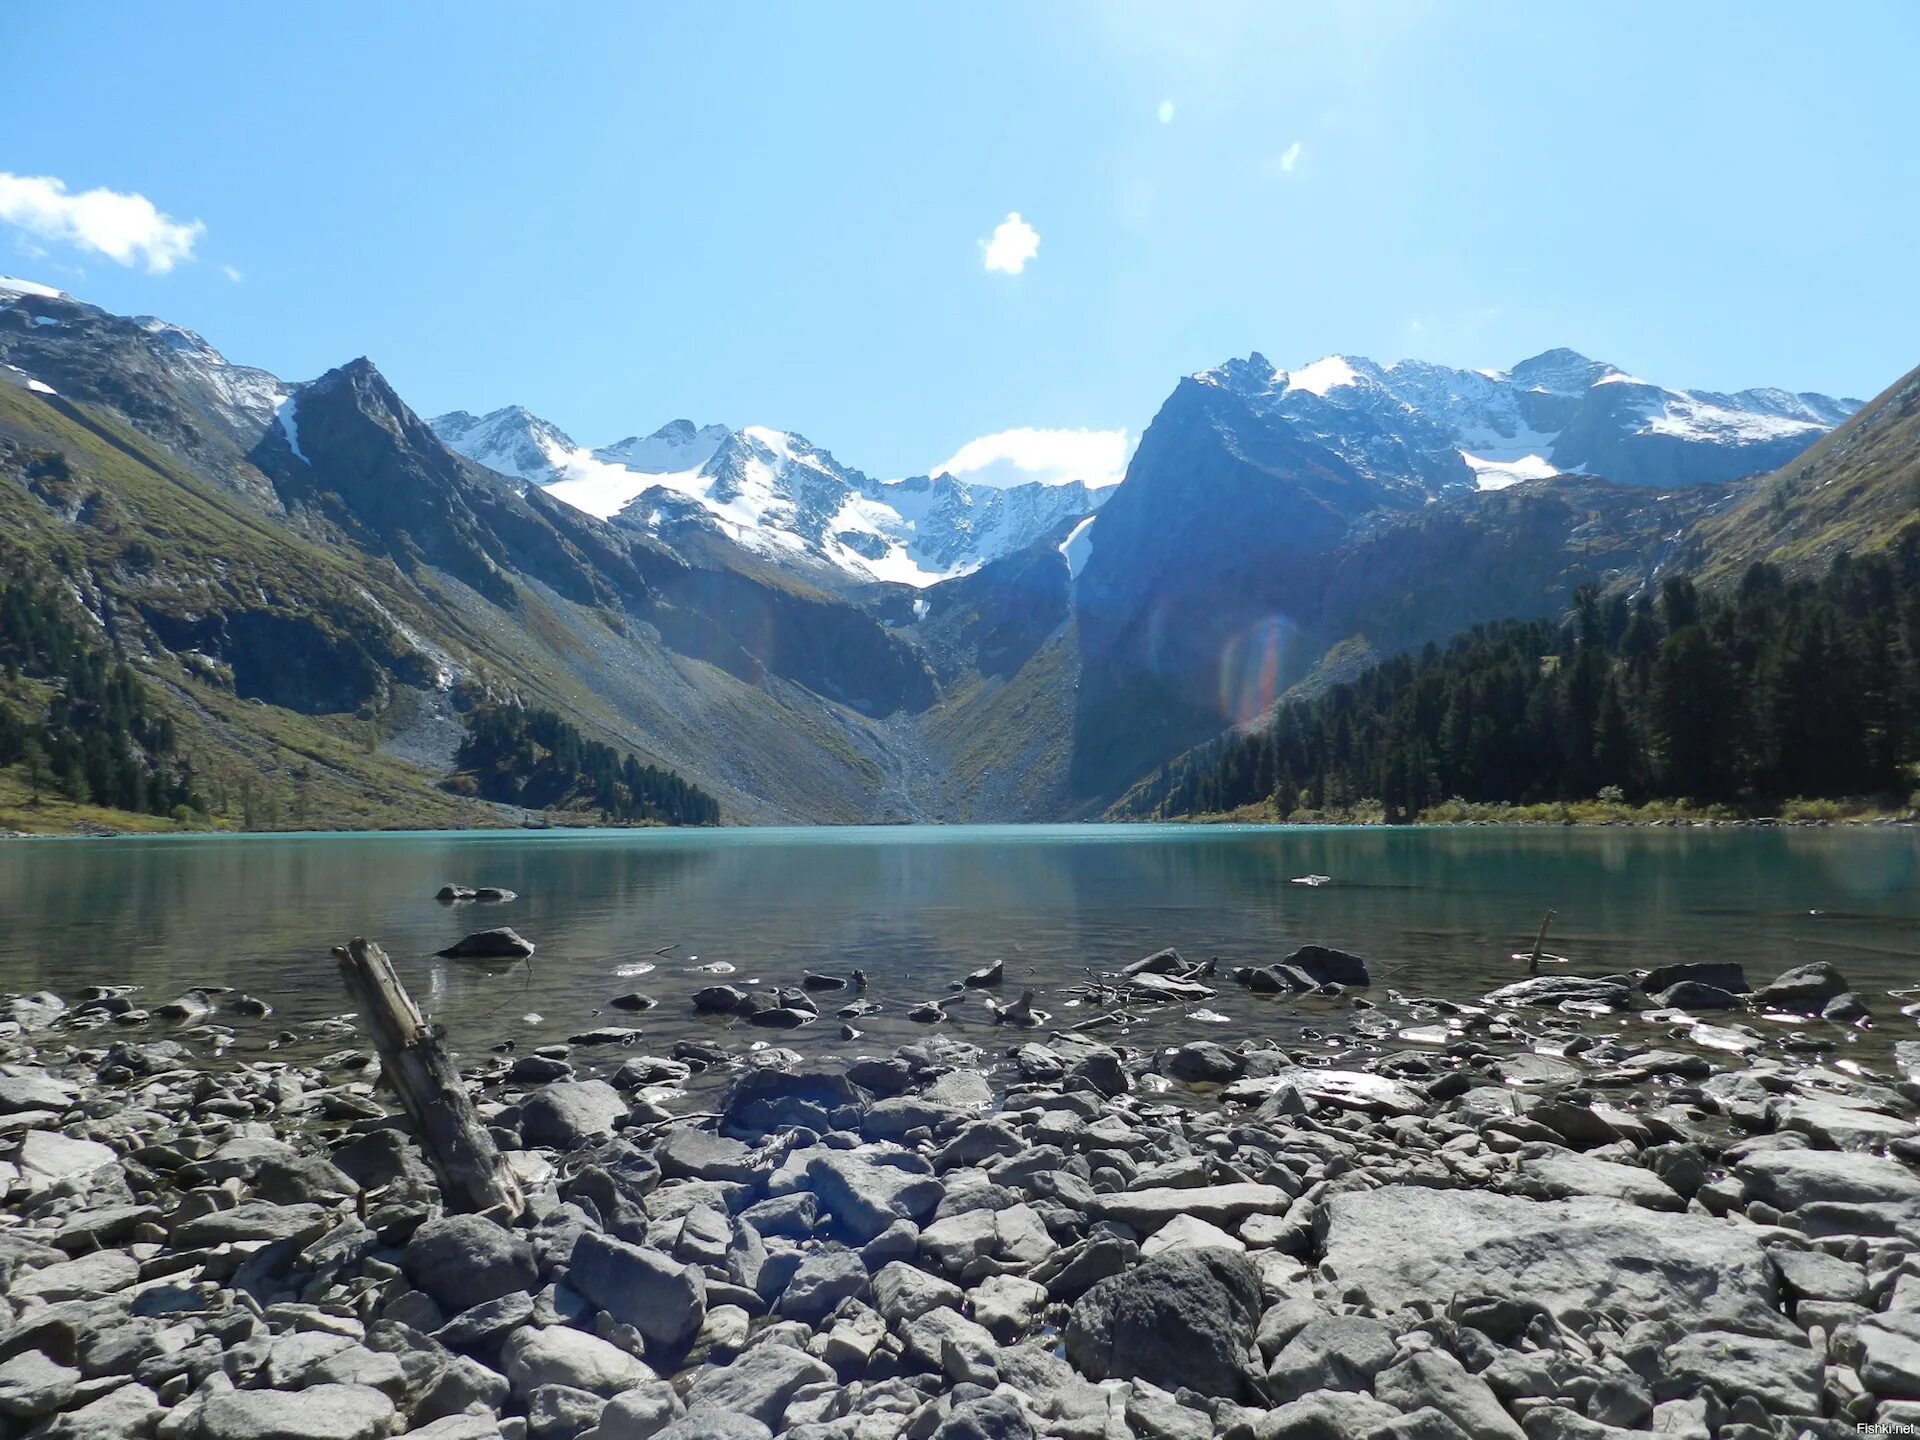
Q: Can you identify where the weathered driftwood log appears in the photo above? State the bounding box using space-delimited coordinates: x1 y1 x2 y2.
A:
334 937 525 1220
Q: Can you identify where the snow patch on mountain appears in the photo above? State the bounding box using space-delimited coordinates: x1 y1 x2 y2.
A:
1060 514 1097 578
1283 355 1364 397
275 393 309 464
0 275 64 301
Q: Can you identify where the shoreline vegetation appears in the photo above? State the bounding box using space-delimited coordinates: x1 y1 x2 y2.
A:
3 794 1917 839
1149 794 1920 829
2 928 1918 1437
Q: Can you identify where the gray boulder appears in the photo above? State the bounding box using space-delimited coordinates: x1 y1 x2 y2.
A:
1373 1350 1525 1440
566 1231 707 1350
503 1324 652 1396
1657 1330 1821 1416
1483 977 1632 1009
1250 1392 1402 1440
1752 961 1849 1012
1266 1313 1397 1400
1282 944 1371 986
1734 1148 1920 1211
807 1152 943 1242
590 1380 685 1440
522 1080 628 1150
1513 1153 1684 1211
657 1128 757 1184
1166 1042 1246 1084
648 1411 773 1440
778 1249 871 1323
872 1260 965 1322
1065 1246 1263 1399
683 1343 835 1427
1642 961 1748 994
437 927 536 959
932 1395 1035 1440
1651 981 1744 1011
403 1215 539 1314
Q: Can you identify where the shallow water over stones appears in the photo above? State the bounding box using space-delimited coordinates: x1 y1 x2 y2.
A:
0 825 1914 1083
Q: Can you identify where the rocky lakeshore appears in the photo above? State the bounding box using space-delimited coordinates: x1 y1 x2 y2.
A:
4 948 1920 1440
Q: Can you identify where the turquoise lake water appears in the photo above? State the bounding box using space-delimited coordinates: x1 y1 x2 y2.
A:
2 825 1914 1065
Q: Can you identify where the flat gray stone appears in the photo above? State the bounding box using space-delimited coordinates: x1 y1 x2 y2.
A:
11 1248 139 1301
1515 1153 1683 1211
168 1201 329 1248
1085 1182 1289 1233
196 1383 395 1440
1319 1186 1788 1339
1734 1147 1920 1211
1657 1330 1821 1416
14 1131 115 1183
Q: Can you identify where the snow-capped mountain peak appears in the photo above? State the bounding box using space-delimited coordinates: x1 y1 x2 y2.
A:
1189 347 1859 494
429 406 582 487
430 407 1105 587
592 420 731 472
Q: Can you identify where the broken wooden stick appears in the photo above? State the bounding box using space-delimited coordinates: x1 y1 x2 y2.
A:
335 937 525 1220
1527 910 1557 975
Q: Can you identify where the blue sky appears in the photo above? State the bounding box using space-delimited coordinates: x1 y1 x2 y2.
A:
2 3 1916 484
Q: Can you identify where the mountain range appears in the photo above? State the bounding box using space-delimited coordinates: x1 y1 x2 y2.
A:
1 270 1910 830
429 405 1106 589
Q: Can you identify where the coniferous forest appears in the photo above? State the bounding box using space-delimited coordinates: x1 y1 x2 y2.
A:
454 703 722 826
0 568 206 818
1122 537 1920 822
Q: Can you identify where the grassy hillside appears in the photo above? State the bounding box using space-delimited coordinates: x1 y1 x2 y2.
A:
1690 362 1920 580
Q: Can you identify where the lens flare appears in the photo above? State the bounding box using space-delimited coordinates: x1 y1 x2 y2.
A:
1217 614 1299 725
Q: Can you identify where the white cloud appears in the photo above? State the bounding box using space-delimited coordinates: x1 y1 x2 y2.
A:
222 264 243 283
981 212 1039 275
0 172 204 274
934 427 1132 489
1277 140 1303 173
1157 100 1176 124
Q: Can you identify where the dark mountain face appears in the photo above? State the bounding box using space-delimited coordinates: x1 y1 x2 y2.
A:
258 359 660 611
0 286 285 504
1069 373 1416 798
1058 346 1859 806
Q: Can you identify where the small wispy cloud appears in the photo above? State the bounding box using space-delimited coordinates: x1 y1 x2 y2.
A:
222 264 243 283
1277 140 1303 173
934 427 1132 489
0 172 204 274
1157 100 1176 125
981 212 1040 275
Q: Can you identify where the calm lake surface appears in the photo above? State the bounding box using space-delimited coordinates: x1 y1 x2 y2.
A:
2 825 1915 1066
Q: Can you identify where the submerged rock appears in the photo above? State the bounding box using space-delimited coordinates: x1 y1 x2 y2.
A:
1752 961 1850 1012
435 927 535 959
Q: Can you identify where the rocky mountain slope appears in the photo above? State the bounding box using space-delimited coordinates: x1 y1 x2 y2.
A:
431 405 1106 589
0 275 1894 826
1061 348 1863 804
0 279 946 826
